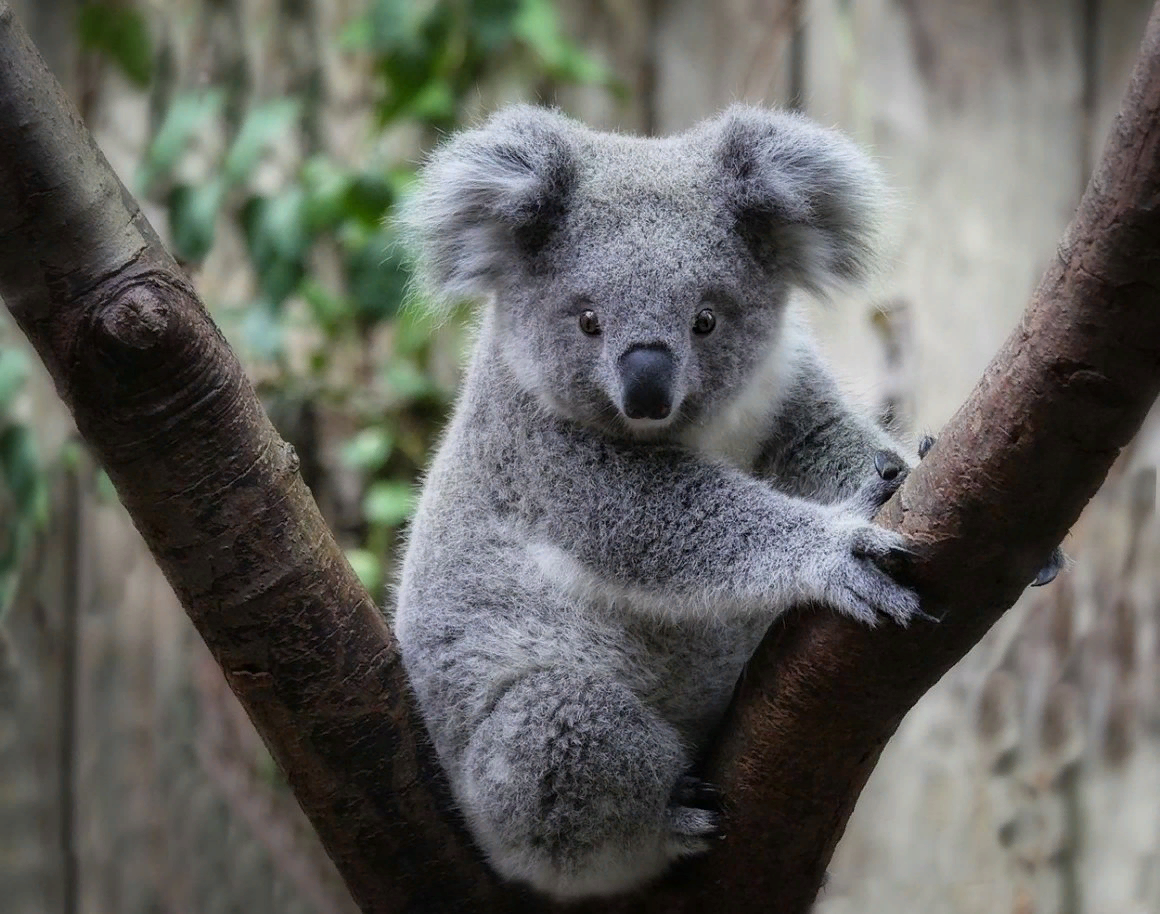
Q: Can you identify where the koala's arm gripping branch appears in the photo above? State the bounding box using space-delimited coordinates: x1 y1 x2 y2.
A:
542 444 839 618
638 6 1160 913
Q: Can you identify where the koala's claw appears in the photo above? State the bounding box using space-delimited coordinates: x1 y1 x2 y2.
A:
873 449 906 482
917 434 937 460
850 468 908 519
820 520 922 626
671 776 723 812
1032 545 1066 587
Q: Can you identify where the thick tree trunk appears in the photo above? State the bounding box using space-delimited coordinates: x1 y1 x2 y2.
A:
1 2 1159 912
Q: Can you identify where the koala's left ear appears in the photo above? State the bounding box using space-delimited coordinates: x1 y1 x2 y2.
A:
398 105 578 312
710 105 886 295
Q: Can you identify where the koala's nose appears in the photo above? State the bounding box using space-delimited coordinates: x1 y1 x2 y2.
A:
618 344 675 421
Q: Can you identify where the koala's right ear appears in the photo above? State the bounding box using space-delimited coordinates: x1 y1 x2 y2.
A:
399 105 578 311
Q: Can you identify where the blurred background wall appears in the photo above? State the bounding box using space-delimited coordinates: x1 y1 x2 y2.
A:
0 1 1158 912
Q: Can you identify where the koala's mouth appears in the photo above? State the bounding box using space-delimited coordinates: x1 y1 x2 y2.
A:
620 412 679 435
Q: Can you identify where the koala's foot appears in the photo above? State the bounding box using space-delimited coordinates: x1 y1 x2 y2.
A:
917 434 1066 587
461 671 703 900
667 776 725 855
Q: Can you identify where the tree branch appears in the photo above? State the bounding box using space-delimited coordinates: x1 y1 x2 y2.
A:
1 2 1159 912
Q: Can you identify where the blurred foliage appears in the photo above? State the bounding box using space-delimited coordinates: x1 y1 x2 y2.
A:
113 0 618 599
0 340 48 616
77 2 154 87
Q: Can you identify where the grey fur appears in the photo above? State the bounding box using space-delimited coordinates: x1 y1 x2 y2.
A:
395 105 920 900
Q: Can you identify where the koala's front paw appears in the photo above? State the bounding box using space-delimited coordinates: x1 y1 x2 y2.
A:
918 434 1066 587
815 515 923 626
666 776 724 857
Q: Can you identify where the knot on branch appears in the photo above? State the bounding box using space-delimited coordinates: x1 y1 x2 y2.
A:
95 283 170 352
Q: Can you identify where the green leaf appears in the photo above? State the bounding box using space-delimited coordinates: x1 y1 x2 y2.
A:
168 179 226 262
469 0 522 51
138 90 226 192
514 0 610 84
241 189 308 306
0 349 29 407
77 4 153 87
300 278 351 336
344 227 408 324
363 480 415 527
345 547 383 594
341 426 395 473
301 157 355 233
383 360 438 402
0 425 46 522
240 306 286 361
223 99 302 186
343 172 396 226
339 16 373 49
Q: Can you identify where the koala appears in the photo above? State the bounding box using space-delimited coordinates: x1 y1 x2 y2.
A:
394 104 921 900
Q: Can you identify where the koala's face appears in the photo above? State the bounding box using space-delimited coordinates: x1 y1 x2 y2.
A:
494 162 790 436
404 105 882 438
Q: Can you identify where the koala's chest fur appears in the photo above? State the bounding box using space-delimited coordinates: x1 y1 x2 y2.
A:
523 542 771 741
398 339 795 756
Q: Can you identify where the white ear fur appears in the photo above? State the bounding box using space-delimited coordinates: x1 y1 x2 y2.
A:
711 104 885 295
398 105 578 314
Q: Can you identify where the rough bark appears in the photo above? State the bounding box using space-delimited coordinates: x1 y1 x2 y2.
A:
1 2 1159 912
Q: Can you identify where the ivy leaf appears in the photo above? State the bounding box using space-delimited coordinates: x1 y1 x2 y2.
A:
240 305 285 361
138 90 226 192
223 99 302 186
341 426 395 473
301 157 355 233
241 189 309 306
77 4 153 87
299 279 351 337
0 425 46 522
0 349 29 408
168 179 226 262
343 171 396 226
344 226 408 324
514 0 611 85
363 480 416 528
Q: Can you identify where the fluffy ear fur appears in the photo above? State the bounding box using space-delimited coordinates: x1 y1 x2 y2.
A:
709 104 885 295
399 105 578 312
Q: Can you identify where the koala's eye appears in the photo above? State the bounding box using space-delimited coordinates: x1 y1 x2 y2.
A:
692 308 716 335
579 310 602 336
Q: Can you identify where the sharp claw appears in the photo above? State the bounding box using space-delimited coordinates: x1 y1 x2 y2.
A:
918 435 937 460
874 450 904 481
1031 546 1066 587
672 776 724 812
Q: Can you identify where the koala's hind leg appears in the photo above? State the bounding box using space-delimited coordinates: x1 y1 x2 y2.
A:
461 670 714 900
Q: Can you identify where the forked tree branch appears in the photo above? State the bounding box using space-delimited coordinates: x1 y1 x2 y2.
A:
2 3 1159 912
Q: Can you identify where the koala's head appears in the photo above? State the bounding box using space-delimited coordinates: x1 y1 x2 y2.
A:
402 104 884 438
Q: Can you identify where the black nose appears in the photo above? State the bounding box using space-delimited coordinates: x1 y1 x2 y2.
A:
618 345 675 420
